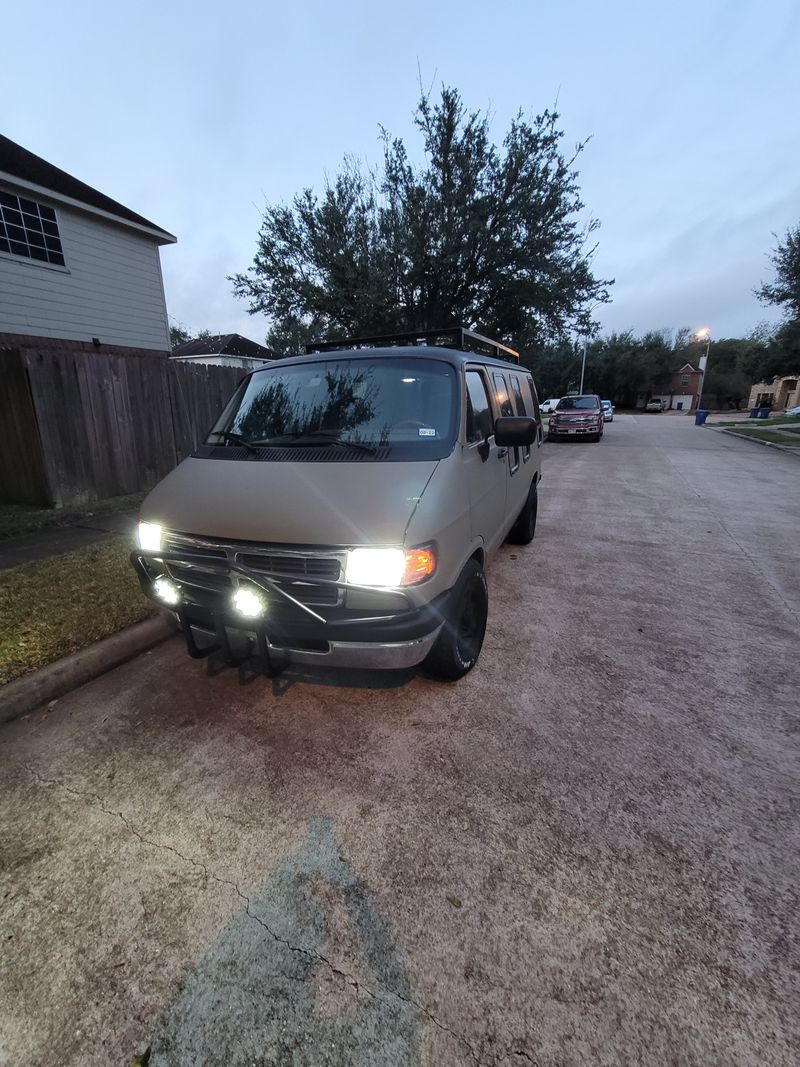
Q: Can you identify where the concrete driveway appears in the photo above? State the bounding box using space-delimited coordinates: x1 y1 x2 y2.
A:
1 415 798 1066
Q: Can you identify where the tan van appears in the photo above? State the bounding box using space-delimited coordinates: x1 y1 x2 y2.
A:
131 332 543 679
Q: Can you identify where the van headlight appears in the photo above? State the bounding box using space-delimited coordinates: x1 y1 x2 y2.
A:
346 546 436 587
138 521 163 551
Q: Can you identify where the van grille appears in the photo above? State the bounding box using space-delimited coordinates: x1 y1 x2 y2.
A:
161 534 343 607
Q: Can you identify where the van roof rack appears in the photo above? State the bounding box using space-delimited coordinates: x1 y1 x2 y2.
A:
305 327 519 363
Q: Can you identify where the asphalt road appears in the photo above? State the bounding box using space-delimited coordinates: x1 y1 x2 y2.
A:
1 415 798 1067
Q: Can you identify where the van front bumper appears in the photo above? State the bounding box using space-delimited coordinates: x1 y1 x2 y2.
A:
130 550 449 671
176 618 443 670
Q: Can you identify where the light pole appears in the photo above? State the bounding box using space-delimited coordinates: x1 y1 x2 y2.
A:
694 326 711 410
579 302 602 393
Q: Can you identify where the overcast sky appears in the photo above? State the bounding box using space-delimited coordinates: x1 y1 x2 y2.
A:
3 0 798 345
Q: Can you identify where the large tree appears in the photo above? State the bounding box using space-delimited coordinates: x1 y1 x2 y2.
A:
755 223 800 373
232 86 612 353
756 223 800 319
169 320 213 349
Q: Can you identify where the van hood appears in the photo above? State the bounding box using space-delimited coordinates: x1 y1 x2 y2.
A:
140 456 439 547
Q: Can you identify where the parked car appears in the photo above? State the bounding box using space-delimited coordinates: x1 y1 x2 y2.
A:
645 398 664 412
784 404 800 416
131 339 543 681
539 398 561 415
601 400 614 422
547 395 604 442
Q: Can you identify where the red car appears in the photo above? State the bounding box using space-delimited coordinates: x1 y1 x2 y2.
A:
547 395 604 442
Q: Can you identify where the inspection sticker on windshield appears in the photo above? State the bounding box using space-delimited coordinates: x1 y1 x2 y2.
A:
418 428 436 436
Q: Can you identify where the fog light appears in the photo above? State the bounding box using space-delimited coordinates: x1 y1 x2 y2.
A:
232 587 265 618
153 575 180 605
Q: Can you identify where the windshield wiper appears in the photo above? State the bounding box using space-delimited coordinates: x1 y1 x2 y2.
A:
251 431 378 455
212 430 257 453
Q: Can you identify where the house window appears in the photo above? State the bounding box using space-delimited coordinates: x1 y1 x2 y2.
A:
681 374 689 386
0 190 65 266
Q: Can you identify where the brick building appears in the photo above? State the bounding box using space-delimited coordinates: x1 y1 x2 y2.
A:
638 363 702 411
748 374 800 411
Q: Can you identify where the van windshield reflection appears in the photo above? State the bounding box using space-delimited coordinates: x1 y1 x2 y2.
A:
208 357 458 457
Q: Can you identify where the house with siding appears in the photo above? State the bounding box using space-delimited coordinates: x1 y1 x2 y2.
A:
0 134 175 355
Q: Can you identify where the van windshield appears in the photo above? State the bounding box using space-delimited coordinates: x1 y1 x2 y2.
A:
207 357 458 460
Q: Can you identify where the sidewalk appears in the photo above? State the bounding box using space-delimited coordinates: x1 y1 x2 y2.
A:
0 511 137 571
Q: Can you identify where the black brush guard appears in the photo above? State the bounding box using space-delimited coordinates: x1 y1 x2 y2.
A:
130 548 448 675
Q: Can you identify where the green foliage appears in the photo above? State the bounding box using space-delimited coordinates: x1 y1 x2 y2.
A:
231 85 612 354
756 223 800 319
169 320 191 348
755 224 800 375
523 329 675 406
522 328 788 410
169 321 213 349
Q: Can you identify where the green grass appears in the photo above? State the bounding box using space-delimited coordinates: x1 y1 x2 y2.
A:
724 427 800 446
715 415 800 428
0 535 155 685
0 492 145 542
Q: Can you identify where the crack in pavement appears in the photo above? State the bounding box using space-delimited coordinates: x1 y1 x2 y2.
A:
21 762 483 1066
497 1050 538 1065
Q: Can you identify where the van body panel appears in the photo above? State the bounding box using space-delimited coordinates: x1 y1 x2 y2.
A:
141 455 440 547
402 448 472 597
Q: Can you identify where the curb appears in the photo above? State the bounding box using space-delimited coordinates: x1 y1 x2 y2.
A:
0 614 178 726
713 427 800 457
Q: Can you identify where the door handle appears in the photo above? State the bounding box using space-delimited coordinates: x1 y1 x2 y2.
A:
497 448 509 458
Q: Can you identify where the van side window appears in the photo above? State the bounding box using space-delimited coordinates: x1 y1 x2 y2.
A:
494 372 519 472
526 379 542 423
510 376 526 416
511 376 531 461
465 371 493 443
492 373 514 417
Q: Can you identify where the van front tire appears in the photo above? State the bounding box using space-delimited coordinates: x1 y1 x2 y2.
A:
508 481 538 545
424 559 488 681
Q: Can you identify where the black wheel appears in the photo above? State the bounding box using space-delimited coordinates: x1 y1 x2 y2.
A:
424 559 488 681
508 481 538 545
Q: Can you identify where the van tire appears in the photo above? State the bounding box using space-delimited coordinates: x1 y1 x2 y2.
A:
508 482 538 545
423 560 488 681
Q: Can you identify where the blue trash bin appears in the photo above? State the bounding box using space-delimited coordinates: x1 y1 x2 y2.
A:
757 407 771 419
749 408 759 418
695 410 709 426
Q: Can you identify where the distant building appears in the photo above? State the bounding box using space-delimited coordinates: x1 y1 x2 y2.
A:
747 374 800 411
637 363 702 411
0 134 175 355
171 333 276 371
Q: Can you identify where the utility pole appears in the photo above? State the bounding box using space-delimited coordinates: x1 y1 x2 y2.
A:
694 327 711 410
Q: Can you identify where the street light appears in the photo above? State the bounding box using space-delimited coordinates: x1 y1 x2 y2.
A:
694 326 711 410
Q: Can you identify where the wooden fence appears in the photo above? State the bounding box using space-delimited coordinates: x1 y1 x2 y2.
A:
0 347 244 507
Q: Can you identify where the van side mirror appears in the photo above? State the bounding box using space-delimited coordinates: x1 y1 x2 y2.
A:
494 416 536 447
